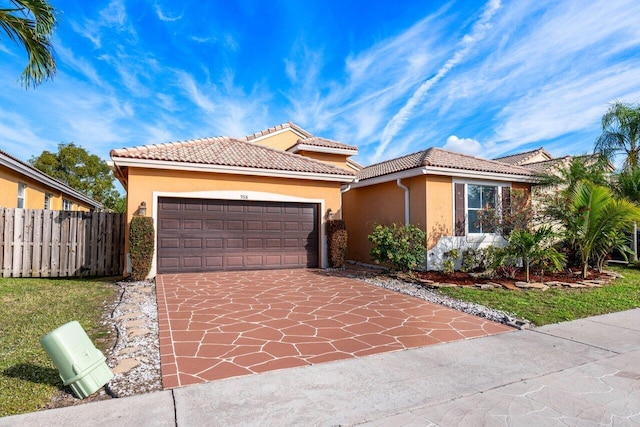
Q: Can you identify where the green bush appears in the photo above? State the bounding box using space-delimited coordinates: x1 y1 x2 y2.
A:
461 246 500 273
368 223 426 272
129 216 154 281
442 248 460 274
326 220 347 268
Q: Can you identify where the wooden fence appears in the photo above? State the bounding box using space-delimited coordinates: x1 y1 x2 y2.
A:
0 209 125 278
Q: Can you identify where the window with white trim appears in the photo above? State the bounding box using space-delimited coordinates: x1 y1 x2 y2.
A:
454 182 510 236
44 193 52 210
17 183 26 208
63 199 73 211
467 184 497 233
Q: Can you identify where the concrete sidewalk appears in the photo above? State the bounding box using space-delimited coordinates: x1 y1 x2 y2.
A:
2 309 639 426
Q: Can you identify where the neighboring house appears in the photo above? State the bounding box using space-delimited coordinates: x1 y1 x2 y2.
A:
0 150 102 212
110 122 357 277
342 147 538 270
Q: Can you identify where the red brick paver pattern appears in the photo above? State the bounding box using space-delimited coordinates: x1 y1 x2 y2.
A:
156 270 512 389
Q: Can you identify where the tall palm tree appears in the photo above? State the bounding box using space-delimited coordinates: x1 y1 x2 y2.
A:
594 101 640 171
0 0 56 88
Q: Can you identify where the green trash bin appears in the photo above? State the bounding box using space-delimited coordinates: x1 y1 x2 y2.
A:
40 320 114 399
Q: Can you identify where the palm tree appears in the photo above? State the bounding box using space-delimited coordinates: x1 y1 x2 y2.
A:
501 226 565 282
594 101 640 170
0 0 56 88
569 182 640 278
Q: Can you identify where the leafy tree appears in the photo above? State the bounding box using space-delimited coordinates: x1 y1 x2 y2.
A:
1 0 57 88
567 182 640 278
594 101 640 170
30 143 125 212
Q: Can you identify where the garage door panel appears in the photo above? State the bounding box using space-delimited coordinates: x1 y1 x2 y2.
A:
265 239 281 248
226 204 244 213
206 220 223 230
157 198 319 273
246 238 263 249
206 238 223 248
265 221 282 231
226 238 243 249
225 256 244 267
184 200 204 211
160 238 180 249
161 219 180 230
182 257 202 268
205 257 223 267
184 219 203 229
183 238 202 249
226 220 244 231
246 221 263 231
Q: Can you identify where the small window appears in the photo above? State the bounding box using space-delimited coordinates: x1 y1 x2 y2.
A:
44 193 52 210
17 183 26 208
63 199 73 211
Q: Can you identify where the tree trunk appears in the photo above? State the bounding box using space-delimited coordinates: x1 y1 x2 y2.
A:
582 262 589 279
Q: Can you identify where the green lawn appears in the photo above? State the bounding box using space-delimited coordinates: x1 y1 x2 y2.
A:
0 277 119 417
437 265 640 326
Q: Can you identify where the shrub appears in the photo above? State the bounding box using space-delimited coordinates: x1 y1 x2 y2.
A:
368 223 426 272
461 246 500 273
326 220 347 268
442 249 459 274
129 216 154 281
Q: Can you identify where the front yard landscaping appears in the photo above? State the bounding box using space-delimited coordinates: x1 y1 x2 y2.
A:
0 277 119 417
434 265 640 326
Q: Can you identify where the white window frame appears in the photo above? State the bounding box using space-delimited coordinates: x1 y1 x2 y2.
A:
453 179 511 237
44 193 52 210
63 199 73 211
467 183 500 234
17 183 26 208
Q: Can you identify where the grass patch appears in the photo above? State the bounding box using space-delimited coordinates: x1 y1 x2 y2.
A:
0 277 119 417
436 265 640 326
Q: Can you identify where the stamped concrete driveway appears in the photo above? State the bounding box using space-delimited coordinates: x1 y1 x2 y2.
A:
156 269 512 389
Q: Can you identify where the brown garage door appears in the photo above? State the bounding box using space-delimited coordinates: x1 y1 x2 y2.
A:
157 198 319 273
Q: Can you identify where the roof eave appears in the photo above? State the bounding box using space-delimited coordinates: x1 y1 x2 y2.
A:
354 166 539 188
111 157 356 183
288 144 358 156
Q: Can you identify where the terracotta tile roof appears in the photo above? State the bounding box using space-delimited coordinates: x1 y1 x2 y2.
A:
493 147 552 165
291 136 358 152
110 137 355 176
357 147 538 181
244 122 313 141
521 157 569 173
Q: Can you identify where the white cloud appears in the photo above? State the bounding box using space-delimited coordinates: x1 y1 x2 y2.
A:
154 4 183 22
54 42 104 86
444 135 483 156
70 0 137 49
373 0 502 162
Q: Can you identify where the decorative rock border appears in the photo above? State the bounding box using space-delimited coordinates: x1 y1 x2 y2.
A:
416 270 622 291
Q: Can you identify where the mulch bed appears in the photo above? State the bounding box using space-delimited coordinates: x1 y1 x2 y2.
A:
414 269 611 288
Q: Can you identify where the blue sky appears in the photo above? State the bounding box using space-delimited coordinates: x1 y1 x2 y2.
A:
1 0 639 171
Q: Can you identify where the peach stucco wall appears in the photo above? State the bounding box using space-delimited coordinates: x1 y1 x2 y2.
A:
124 166 344 271
425 175 453 249
295 151 351 170
342 175 427 263
252 131 300 151
0 167 91 211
